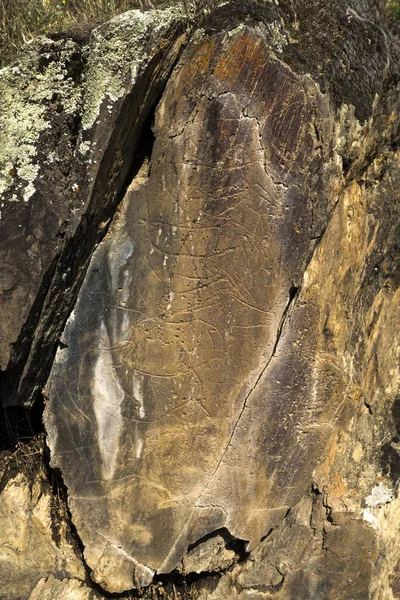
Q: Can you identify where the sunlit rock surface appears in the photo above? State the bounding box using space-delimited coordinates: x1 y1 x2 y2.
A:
28 576 106 600
45 24 342 592
0 470 85 600
1 1 399 599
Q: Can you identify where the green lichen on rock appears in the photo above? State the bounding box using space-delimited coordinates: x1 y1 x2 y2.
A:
0 37 83 207
81 5 184 131
263 20 288 53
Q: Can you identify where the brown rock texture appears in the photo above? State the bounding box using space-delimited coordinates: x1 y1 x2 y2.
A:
28 576 106 600
0 1 400 599
0 440 85 600
44 23 339 591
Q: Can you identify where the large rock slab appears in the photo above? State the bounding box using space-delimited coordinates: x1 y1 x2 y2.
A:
44 24 342 592
0 0 391 598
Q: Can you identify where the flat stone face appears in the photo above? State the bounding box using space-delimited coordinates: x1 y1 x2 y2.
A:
45 28 336 592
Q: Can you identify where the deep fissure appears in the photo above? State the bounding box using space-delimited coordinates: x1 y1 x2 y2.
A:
0 109 155 445
1 22 187 412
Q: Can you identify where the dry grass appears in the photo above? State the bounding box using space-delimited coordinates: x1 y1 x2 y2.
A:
0 0 217 66
137 580 199 599
387 0 400 22
0 434 46 486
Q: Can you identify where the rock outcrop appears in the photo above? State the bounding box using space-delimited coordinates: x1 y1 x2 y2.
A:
1 1 400 599
0 7 185 406
0 440 85 600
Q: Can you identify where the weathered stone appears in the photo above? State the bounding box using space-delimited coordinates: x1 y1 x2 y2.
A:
178 531 236 574
28 576 106 600
44 21 343 592
0 7 185 406
0 36 84 373
1 1 400 599
0 471 85 600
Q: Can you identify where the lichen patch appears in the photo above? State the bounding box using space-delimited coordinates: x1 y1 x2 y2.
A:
366 482 394 508
0 38 82 207
81 6 183 131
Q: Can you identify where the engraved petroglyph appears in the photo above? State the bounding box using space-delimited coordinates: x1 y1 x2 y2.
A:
45 27 336 592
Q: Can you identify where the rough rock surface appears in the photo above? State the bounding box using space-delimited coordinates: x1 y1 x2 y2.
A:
45 22 340 592
178 531 236 575
0 7 185 406
0 465 85 600
0 1 400 599
28 576 106 600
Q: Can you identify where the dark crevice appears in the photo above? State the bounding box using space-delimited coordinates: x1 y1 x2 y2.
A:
310 483 333 551
260 528 273 543
310 483 322 536
186 527 249 565
341 155 353 177
272 286 299 353
2 22 186 410
0 253 60 408
226 535 250 565
364 400 373 414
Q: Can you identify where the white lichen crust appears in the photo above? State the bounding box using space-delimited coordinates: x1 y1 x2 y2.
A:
0 5 184 213
366 482 395 508
81 6 183 131
0 38 83 209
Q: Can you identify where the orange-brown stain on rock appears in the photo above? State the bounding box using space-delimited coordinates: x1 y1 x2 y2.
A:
172 35 219 101
213 32 267 92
